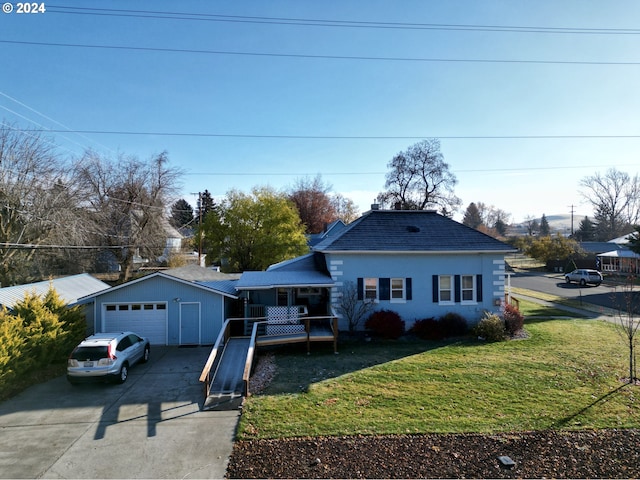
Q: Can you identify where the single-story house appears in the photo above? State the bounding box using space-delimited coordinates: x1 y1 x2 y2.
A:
238 209 516 332
0 273 111 331
598 249 640 275
316 208 516 330
83 209 517 345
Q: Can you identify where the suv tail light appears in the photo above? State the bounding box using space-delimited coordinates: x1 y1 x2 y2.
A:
97 344 117 366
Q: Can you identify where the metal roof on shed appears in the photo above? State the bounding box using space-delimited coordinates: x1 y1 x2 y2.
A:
0 273 110 309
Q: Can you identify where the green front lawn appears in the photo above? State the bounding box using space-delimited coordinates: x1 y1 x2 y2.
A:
239 318 639 440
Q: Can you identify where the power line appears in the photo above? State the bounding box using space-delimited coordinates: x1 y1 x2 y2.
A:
0 91 117 155
6 126 640 140
45 5 640 35
185 163 640 177
2 39 638 66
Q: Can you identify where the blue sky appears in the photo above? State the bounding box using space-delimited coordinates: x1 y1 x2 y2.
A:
2 0 640 224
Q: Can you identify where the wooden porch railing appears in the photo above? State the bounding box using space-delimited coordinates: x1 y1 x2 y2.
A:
199 315 339 401
198 318 233 398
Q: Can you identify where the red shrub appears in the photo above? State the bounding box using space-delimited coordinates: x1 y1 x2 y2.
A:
503 303 524 335
439 312 468 337
365 310 405 339
410 317 444 340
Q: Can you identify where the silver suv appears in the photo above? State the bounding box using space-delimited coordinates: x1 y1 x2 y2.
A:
564 269 603 287
67 332 150 384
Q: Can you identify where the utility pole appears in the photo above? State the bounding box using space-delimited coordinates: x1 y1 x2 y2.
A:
192 192 203 266
569 204 575 236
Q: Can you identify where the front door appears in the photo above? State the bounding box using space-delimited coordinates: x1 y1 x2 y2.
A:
180 302 200 345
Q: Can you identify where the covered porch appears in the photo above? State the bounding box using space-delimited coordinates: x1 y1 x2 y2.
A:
233 253 338 352
598 249 640 275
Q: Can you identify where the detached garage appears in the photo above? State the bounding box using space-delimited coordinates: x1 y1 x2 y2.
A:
80 268 240 346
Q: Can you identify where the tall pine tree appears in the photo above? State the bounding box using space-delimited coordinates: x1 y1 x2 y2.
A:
462 202 483 229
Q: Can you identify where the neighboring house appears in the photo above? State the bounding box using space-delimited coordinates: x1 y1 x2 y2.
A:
0 273 111 332
158 217 184 264
79 266 241 345
307 219 347 248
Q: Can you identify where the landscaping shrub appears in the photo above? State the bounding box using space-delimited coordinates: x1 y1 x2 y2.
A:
409 317 444 340
474 313 506 342
0 309 33 385
0 286 87 395
503 303 525 336
439 312 468 337
365 309 405 339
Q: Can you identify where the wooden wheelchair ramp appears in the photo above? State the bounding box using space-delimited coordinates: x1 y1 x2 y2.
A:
203 337 250 411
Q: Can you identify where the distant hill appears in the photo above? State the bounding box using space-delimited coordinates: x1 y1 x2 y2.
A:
510 214 592 235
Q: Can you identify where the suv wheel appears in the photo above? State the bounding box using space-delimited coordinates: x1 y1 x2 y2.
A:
117 363 129 384
565 277 571 284
141 345 150 363
579 279 587 286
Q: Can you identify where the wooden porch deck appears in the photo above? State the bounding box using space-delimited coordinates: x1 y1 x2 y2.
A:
200 315 339 409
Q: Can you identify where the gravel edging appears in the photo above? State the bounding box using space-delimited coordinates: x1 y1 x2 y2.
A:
226 429 640 478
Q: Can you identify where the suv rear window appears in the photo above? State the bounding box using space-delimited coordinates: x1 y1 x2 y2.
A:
71 346 109 361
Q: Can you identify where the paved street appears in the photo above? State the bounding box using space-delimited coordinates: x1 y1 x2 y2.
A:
0 346 240 479
510 271 640 315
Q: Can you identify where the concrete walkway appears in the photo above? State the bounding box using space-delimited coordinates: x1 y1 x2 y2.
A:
513 292 620 324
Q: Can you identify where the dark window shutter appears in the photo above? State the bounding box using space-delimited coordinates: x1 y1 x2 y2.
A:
406 278 412 300
357 278 363 301
476 274 483 302
454 275 461 303
432 275 438 302
379 278 390 300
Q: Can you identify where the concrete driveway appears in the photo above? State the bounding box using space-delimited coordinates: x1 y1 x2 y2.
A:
0 346 240 479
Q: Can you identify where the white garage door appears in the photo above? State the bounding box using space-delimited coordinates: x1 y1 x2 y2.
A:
104 303 167 345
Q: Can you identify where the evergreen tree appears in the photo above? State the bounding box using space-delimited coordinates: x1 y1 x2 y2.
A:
494 218 507 236
575 216 596 241
197 190 217 222
170 198 194 229
462 202 483 229
539 214 550 236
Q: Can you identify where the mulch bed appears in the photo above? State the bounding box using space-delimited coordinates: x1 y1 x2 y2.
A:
226 429 640 478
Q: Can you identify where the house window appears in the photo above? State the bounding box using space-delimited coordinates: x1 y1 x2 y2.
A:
439 275 454 303
461 275 476 303
391 278 405 301
364 278 378 300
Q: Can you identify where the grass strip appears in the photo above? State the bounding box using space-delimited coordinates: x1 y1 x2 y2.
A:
239 319 638 440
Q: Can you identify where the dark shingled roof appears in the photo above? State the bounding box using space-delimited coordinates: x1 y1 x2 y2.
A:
313 210 516 253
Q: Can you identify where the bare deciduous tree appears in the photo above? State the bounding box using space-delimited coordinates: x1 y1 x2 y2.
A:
580 168 640 240
335 280 376 333
0 125 88 284
74 150 182 282
330 193 359 224
378 139 460 215
612 276 640 384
